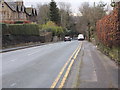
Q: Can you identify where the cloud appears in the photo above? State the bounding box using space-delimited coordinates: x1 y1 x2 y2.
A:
23 0 111 13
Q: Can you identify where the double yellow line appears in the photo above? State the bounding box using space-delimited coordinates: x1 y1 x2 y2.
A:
50 42 82 88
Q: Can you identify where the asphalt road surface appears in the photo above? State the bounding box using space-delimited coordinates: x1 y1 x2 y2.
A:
1 40 119 88
2 41 80 88
65 41 119 88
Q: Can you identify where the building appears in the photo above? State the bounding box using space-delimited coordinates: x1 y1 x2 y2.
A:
0 0 37 23
25 7 37 22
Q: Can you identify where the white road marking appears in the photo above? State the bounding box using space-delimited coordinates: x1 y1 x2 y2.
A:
10 83 17 87
28 50 40 56
92 70 98 82
11 59 17 62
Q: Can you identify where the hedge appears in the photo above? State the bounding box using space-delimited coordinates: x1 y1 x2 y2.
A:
96 2 120 47
1 23 9 35
2 24 40 36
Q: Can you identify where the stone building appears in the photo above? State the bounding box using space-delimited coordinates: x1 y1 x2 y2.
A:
0 0 37 23
25 7 37 23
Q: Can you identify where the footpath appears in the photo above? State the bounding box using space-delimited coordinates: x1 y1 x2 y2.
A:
64 41 119 88
1 41 61 53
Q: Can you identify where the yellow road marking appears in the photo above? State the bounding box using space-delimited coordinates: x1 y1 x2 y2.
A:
50 42 82 88
58 42 82 88
73 43 82 59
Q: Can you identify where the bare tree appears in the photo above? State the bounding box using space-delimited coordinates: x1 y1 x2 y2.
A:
79 1 106 25
59 2 71 13
58 2 72 28
77 1 107 39
37 4 50 24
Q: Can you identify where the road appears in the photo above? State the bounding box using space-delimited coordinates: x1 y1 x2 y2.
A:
2 41 80 88
65 41 119 88
1 40 119 88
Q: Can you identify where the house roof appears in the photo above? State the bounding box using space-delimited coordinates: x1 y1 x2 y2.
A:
25 8 33 15
2 0 24 12
1 0 37 16
25 7 37 16
5 1 17 11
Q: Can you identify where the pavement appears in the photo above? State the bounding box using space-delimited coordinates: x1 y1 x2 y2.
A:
1 40 119 88
1 42 53 53
65 41 119 88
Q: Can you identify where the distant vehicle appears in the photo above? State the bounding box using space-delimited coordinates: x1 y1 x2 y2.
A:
78 34 84 41
64 36 71 41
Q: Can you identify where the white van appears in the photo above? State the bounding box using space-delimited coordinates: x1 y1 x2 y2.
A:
78 34 84 41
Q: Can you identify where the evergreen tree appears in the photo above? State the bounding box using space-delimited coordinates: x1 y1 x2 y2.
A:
49 0 60 25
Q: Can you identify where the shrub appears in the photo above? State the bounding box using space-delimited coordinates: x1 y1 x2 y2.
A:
8 24 40 36
42 21 64 36
23 21 31 24
14 21 24 24
2 20 14 24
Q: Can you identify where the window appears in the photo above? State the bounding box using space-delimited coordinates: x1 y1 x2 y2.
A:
2 4 4 8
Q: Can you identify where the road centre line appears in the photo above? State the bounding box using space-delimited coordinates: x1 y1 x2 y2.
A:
27 50 40 56
50 42 82 88
58 42 82 88
10 83 17 87
11 59 17 62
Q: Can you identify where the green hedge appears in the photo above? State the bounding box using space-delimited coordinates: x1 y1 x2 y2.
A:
1 23 9 35
8 24 40 36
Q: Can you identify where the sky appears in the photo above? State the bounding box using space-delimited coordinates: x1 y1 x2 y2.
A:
16 0 117 14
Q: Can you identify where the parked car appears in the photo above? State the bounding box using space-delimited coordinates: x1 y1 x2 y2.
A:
64 36 71 41
78 34 84 41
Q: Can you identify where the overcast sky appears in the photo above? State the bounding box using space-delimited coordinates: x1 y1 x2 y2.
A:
22 0 112 13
